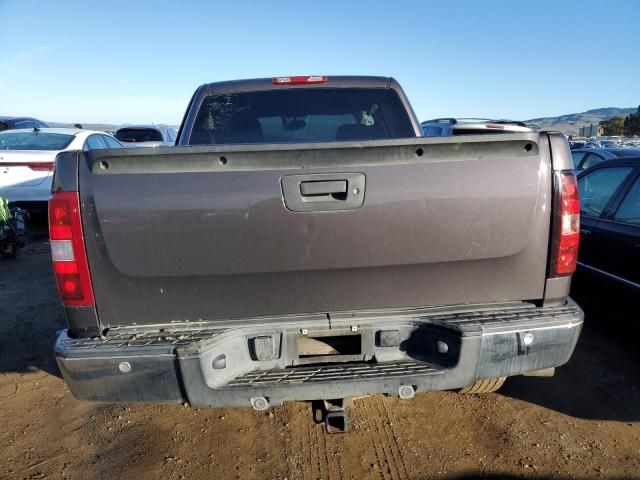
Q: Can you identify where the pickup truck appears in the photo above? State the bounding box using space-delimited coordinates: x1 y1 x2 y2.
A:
50 75 584 433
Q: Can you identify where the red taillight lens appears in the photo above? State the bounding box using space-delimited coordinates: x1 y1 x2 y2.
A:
48 192 95 306
272 75 328 85
28 162 55 171
550 172 580 276
2 161 55 171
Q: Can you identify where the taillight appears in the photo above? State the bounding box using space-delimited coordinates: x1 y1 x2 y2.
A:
2 161 55 171
28 162 55 171
272 75 328 85
549 171 580 276
48 192 95 306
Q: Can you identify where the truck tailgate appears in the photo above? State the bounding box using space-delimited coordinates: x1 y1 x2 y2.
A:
80 134 551 327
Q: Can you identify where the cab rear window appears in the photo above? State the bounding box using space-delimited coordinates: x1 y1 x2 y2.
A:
189 88 415 145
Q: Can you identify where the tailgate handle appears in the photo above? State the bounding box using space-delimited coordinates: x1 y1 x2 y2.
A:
281 173 365 212
300 180 347 199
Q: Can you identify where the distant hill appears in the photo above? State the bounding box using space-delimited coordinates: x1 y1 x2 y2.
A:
526 107 636 135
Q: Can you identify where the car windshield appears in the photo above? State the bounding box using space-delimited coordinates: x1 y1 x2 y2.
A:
189 88 415 145
115 128 163 142
0 131 74 150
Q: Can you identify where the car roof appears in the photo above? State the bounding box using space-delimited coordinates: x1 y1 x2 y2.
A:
0 127 106 135
604 148 640 157
572 147 640 155
0 116 42 121
116 125 166 130
421 118 528 127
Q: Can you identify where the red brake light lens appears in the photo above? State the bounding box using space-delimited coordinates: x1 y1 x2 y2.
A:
2 161 55 171
272 75 328 85
48 192 95 306
28 162 55 171
551 172 580 276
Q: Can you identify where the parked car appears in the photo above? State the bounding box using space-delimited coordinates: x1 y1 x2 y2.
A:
114 125 176 147
576 157 640 296
571 147 640 170
600 140 620 148
0 128 123 212
51 75 583 433
0 116 49 131
421 118 532 137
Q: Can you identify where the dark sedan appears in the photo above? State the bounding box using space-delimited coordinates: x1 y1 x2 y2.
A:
576 157 640 297
0 116 49 132
571 147 640 170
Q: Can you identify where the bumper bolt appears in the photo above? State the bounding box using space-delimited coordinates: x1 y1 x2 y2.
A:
436 340 449 354
118 361 132 373
250 397 270 411
398 385 415 400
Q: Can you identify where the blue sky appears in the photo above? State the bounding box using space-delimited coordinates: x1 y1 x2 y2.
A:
1 0 638 125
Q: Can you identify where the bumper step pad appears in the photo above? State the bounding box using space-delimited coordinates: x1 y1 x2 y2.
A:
228 360 440 387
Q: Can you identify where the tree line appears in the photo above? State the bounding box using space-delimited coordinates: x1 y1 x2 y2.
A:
600 106 640 136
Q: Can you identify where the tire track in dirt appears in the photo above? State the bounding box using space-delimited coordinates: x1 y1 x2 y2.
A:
355 400 387 480
320 421 345 480
314 415 333 479
305 412 321 479
377 397 411 479
279 404 296 478
361 397 406 480
278 401 346 480
371 396 409 480
252 412 271 478
281 402 327 480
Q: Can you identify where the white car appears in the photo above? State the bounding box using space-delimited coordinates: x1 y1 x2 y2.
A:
0 128 123 211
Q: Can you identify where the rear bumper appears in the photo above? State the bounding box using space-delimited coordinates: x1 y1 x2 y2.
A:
0 176 52 204
55 300 583 408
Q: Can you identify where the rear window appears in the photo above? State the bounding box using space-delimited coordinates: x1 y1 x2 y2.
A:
0 131 74 150
115 128 163 142
422 125 447 137
189 88 415 145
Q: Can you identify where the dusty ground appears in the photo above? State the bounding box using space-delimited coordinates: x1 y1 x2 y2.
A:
0 229 638 480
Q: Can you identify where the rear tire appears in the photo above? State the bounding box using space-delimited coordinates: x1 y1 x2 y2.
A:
458 377 506 394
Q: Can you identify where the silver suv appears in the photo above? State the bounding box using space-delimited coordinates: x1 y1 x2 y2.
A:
421 118 532 137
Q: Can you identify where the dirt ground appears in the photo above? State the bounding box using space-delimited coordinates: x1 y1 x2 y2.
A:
1 228 638 480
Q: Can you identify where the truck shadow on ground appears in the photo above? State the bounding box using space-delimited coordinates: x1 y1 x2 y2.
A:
439 475 637 480
0 224 65 378
499 295 640 423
